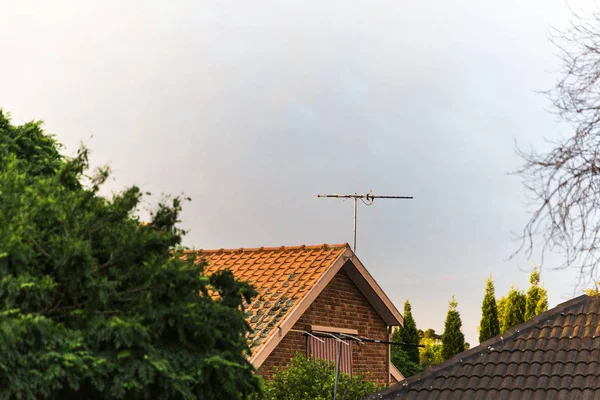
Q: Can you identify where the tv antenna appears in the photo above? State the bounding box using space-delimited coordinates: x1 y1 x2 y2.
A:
315 190 413 253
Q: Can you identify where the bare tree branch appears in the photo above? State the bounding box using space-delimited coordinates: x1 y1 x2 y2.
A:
514 6 600 289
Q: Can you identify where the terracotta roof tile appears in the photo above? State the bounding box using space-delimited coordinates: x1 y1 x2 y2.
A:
369 295 600 399
186 244 348 355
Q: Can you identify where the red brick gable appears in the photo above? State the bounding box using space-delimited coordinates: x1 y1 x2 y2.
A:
186 244 403 371
259 266 390 385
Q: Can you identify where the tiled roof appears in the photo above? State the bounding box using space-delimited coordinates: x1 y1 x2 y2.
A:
369 294 600 400
190 244 348 355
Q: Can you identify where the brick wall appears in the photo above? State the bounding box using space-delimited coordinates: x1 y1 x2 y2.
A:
258 264 390 385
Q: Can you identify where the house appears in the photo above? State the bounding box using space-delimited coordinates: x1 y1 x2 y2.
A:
188 243 404 385
368 294 600 399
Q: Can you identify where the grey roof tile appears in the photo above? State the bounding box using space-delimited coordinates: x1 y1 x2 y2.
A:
367 295 600 399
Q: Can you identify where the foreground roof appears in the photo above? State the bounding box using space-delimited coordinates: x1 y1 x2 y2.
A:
368 294 600 400
186 243 403 368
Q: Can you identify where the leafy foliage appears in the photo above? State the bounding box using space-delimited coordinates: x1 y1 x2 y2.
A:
496 296 507 334
585 284 600 296
264 353 379 400
534 295 548 316
496 270 549 335
499 286 526 333
390 329 422 378
418 334 443 370
419 329 441 342
525 267 548 320
390 300 422 377
479 276 500 343
394 300 420 364
441 296 465 361
0 111 262 399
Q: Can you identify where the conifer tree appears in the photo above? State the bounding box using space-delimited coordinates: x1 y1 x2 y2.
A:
535 295 548 315
501 285 526 332
441 295 465 361
389 337 422 378
397 299 420 364
390 300 421 377
525 267 548 320
496 295 507 333
479 276 500 343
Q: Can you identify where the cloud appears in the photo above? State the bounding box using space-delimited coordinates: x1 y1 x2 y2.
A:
1 0 596 346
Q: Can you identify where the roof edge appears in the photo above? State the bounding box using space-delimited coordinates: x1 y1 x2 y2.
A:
345 250 404 327
248 246 350 368
389 363 405 383
183 243 349 255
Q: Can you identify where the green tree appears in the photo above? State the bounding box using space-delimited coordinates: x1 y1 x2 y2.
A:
420 329 441 341
501 285 526 332
418 336 443 369
496 296 507 333
525 267 548 320
394 300 420 364
441 295 465 361
585 283 600 296
265 353 379 400
479 276 500 343
0 111 262 399
390 345 422 378
535 295 548 315
391 300 421 377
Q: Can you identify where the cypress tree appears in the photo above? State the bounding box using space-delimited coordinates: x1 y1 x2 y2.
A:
389 333 422 378
479 275 500 343
496 295 507 333
441 295 465 361
502 285 526 332
397 299 420 364
525 267 548 320
390 299 422 376
535 295 548 315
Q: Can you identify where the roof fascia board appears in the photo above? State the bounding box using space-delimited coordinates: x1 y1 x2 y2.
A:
343 251 404 327
389 363 405 382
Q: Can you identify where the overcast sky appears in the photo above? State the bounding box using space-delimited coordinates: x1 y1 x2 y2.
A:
1 0 596 345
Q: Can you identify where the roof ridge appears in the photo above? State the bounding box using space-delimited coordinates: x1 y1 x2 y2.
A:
512 336 600 342
388 294 593 391
183 243 350 254
462 357 600 366
427 371 600 380
407 386 598 394
458 346 600 360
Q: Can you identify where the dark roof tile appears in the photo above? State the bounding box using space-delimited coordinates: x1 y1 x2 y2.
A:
368 295 600 399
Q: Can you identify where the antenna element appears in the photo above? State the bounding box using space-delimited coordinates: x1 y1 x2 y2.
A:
316 190 413 253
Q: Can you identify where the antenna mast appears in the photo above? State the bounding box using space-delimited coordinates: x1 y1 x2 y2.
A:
316 190 413 253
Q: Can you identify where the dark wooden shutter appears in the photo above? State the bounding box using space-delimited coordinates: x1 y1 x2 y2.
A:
307 336 352 374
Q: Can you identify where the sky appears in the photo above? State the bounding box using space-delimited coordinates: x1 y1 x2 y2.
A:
1 0 596 345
